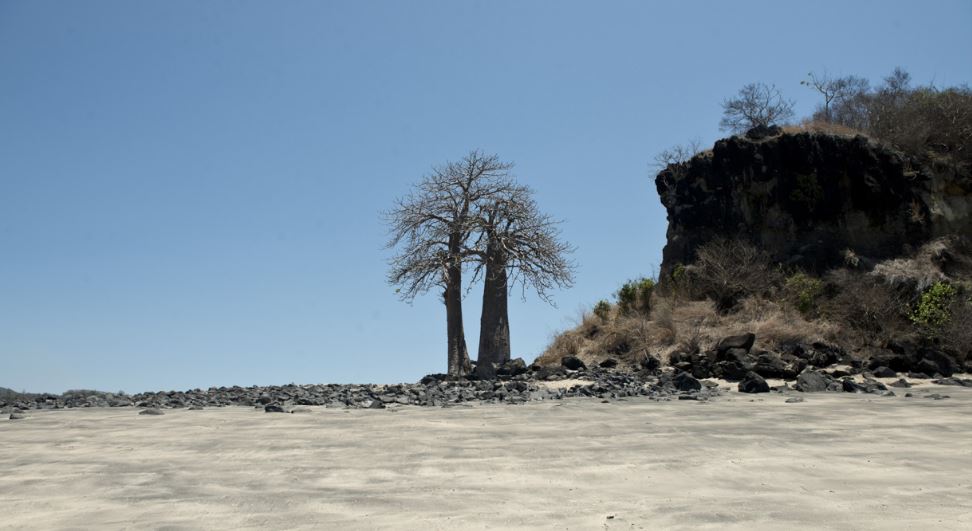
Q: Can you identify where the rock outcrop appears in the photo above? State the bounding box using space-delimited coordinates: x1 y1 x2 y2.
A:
656 129 972 276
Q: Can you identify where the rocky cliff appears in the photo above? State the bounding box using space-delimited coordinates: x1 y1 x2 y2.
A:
655 128 972 276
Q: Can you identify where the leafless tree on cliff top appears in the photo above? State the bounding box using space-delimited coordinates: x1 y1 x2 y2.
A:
719 82 795 134
385 151 515 377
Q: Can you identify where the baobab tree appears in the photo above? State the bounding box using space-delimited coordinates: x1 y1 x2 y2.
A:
385 151 514 378
472 183 575 368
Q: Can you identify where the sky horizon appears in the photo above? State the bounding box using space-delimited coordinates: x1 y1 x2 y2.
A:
2 0 971 393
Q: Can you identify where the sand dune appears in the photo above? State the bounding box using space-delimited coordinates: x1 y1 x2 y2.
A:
2 387 971 530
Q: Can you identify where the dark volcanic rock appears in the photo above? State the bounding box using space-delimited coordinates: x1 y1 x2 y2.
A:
655 131 972 277
889 379 912 388
641 354 661 372
498 358 528 377
673 371 702 392
795 370 832 393
933 377 972 387
560 356 587 371
599 358 619 369
872 366 897 378
917 350 961 377
716 333 756 355
711 360 749 382
738 372 770 393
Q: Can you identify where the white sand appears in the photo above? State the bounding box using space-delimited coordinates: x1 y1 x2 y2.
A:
2 387 971 530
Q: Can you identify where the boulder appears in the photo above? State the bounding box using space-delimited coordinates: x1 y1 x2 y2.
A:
871 366 897 378
918 349 961 377
716 333 756 355
673 371 702 392
503 358 529 376
561 356 586 371
738 372 770 393
139 408 164 415
711 360 749 382
795 370 831 392
889 378 912 388
264 404 287 413
752 352 789 379
599 358 619 369
640 354 661 372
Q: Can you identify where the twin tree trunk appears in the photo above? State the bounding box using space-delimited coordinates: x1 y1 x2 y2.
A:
445 236 471 378
477 239 511 367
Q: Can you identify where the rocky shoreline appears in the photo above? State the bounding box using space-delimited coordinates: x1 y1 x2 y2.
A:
2 365 721 414
4 352 971 418
4 334 971 416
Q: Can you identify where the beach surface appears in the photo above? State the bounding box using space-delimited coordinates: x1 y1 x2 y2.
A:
2 386 971 530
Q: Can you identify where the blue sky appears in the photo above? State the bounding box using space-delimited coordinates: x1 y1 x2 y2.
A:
2 0 970 393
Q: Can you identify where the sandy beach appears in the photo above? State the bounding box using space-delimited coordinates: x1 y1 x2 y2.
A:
2 386 971 530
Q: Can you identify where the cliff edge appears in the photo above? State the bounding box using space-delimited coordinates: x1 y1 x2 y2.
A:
655 128 972 277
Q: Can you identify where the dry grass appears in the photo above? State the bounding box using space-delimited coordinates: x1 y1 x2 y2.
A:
537 295 842 368
782 119 868 138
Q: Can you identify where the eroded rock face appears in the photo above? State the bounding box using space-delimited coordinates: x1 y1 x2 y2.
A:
656 131 972 276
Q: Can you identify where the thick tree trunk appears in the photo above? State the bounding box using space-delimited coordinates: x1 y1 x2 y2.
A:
445 236 471 378
478 241 511 366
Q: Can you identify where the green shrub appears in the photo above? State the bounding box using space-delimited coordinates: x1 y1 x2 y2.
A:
911 281 956 330
784 272 824 317
617 277 655 315
593 300 612 320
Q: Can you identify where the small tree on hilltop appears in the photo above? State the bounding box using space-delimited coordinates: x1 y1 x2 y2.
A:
801 71 870 123
719 82 795 134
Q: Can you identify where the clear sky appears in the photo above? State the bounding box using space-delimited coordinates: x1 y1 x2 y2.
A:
2 0 970 393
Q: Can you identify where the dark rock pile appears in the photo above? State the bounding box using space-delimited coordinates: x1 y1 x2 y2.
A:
669 333 845 382
668 331 967 388
3 343 967 413
0 360 719 412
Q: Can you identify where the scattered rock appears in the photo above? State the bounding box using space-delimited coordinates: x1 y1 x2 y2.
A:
889 379 912 388
737 372 770 394
932 377 972 387
785 397 804 403
9 412 27 420
599 358 618 369
139 408 164 416
264 404 287 413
